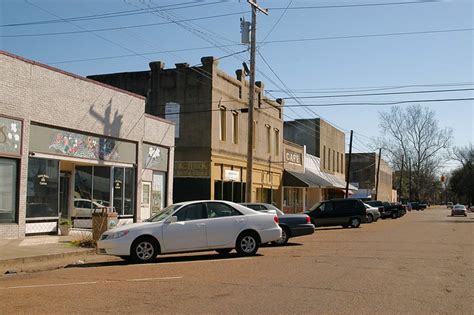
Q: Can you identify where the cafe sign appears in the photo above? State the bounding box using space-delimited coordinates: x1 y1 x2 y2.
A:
285 149 302 165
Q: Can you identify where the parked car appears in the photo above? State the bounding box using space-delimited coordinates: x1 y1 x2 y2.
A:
469 206 474 213
451 204 467 217
97 200 282 263
305 199 366 228
365 200 402 219
240 203 314 245
409 202 426 211
363 203 381 223
447 202 454 209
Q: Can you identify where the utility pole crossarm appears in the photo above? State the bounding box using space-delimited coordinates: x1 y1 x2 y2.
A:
247 0 269 15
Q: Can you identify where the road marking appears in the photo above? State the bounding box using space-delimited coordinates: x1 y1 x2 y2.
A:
1 281 97 290
126 276 183 282
0 277 182 290
157 257 253 265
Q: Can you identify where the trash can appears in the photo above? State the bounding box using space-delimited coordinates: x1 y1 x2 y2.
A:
92 207 118 241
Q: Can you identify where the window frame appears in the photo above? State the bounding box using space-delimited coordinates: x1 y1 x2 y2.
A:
232 111 239 144
219 107 227 142
205 202 243 218
0 157 19 224
175 203 207 222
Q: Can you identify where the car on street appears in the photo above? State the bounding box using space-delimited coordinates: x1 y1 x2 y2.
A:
305 199 367 228
240 203 315 245
447 202 454 209
409 202 426 211
451 204 467 217
363 203 381 223
97 200 282 263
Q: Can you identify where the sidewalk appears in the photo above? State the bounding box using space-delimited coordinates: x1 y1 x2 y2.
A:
0 230 97 273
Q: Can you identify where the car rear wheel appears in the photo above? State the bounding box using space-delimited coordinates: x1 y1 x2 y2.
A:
216 249 232 256
366 214 373 223
349 217 361 228
236 232 259 256
131 237 158 263
272 226 290 246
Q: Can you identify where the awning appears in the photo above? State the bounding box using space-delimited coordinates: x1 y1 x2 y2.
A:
283 170 332 188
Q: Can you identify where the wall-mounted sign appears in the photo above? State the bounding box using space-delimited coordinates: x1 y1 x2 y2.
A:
224 170 240 181
285 149 302 165
143 143 169 171
174 161 209 177
0 117 22 155
29 125 136 163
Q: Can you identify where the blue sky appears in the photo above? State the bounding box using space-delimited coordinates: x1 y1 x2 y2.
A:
1 0 472 171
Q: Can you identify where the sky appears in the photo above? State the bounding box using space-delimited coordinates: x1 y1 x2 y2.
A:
1 0 472 172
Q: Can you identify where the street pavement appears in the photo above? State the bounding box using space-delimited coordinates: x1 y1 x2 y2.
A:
0 206 472 314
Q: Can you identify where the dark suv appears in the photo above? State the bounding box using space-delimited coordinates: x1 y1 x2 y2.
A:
305 199 366 228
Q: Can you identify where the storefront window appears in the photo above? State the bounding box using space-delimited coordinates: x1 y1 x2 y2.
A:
283 188 303 213
113 167 135 216
26 158 59 218
75 166 93 201
93 166 111 207
0 158 18 223
151 172 166 215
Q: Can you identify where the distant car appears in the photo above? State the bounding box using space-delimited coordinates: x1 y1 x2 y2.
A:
451 204 467 217
447 202 454 209
240 203 314 245
363 203 381 223
71 199 107 218
305 199 367 228
97 200 282 263
409 202 426 211
469 206 474 213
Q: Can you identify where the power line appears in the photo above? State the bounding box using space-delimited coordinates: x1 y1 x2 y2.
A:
0 11 247 38
279 88 474 100
0 1 229 27
282 97 474 108
267 1 439 11
42 27 474 64
267 82 474 93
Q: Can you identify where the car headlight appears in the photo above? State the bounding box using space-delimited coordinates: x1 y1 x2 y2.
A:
106 230 129 239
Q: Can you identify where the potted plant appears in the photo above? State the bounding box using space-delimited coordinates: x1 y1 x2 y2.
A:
59 219 73 236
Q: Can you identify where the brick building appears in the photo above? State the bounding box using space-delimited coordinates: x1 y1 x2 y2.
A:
346 153 394 201
89 57 283 204
0 51 174 239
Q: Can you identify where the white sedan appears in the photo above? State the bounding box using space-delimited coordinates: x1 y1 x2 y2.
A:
97 200 282 263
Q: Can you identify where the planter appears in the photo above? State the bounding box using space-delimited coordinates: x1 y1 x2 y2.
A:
59 225 71 236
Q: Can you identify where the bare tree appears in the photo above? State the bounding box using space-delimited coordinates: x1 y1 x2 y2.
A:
377 105 453 201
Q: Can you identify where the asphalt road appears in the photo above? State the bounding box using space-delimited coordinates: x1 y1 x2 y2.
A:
1 206 473 314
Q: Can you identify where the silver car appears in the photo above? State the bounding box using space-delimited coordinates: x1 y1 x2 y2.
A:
363 203 381 223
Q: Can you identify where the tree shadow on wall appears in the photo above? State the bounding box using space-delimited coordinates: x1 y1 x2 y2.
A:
89 100 123 159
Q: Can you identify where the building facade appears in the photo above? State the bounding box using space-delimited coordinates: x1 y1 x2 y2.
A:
0 51 174 239
89 57 283 203
346 153 393 201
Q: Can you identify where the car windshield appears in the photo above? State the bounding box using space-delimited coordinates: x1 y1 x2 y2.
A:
309 202 322 211
146 204 182 222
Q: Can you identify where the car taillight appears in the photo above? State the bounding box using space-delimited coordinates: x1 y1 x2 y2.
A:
274 216 279 224
306 215 311 224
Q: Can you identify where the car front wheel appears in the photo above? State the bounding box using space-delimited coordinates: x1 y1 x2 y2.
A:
131 237 158 263
236 233 259 256
366 214 373 223
350 217 361 228
272 226 290 246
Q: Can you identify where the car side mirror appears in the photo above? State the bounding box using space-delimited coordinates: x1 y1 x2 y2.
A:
165 216 178 224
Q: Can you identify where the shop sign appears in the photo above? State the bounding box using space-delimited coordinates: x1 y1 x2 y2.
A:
224 170 240 181
0 117 22 155
143 143 169 172
285 149 302 165
29 125 136 163
38 174 49 186
174 162 210 177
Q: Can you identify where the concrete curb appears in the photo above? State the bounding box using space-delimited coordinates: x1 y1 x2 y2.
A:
0 249 96 268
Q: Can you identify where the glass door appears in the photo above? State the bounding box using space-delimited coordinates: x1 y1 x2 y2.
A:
59 173 70 218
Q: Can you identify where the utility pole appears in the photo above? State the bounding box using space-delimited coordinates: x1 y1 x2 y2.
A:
408 158 412 201
375 148 382 200
399 155 404 202
345 130 353 198
245 0 268 202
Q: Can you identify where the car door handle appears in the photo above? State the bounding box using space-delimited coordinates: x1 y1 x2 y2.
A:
196 223 206 227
